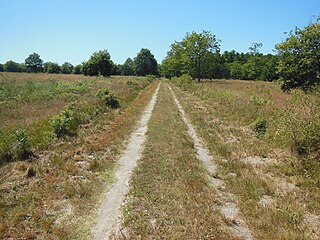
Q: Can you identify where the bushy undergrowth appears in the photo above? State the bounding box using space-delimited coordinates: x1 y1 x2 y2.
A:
253 117 267 138
0 128 32 163
96 88 120 109
51 107 77 137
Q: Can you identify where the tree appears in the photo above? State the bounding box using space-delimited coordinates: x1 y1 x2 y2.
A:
4 60 23 72
134 48 158 76
25 52 43 73
61 62 74 74
163 31 220 81
276 19 320 91
248 42 263 80
73 64 83 74
181 31 220 81
43 62 61 74
121 58 134 75
0 64 3 72
83 50 113 77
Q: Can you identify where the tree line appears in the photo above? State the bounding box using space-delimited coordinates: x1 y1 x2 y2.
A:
161 18 319 91
0 48 159 77
0 18 318 91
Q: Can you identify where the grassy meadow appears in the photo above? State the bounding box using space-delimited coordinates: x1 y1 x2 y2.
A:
170 76 320 239
0 72 157 239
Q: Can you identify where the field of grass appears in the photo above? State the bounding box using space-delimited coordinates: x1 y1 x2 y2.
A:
0 72 156 239
170 76 320 239
1 72 319 239
0 72 150 164
122 82 236 239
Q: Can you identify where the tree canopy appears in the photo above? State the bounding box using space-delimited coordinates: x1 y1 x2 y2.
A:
61 62 74 74
276 19 320 91
83 50 113 77
25 52 43 73
134 48 158 76
121 58 134 76
161 31 220 81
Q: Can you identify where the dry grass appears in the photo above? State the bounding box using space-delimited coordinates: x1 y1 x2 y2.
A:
0 73 157 239
0 72 149 161
122 82 236 239
170 78 320 239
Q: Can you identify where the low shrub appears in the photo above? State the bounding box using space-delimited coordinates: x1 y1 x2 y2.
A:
126 80 140 89
96 88 120 109
146 75 156 82
51 107 77 137
253 117 267 138
14 129 32 159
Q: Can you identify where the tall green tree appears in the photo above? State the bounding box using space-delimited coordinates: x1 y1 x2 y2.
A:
162 31 220 81
134 48 158 76
248 42 263 80
0 64 4 72
276 19 320 91
43 62 61 74
181 31 220 81
121 58 134 75
25 52 43 73
61 62 74 74
83 50 113 77
73 64 83 74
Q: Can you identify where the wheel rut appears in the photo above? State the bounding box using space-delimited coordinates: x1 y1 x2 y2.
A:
92 82 161 240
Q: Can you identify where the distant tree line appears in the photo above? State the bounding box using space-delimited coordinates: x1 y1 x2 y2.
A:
1 18 318 91
161 18 320 91
0 48 159 77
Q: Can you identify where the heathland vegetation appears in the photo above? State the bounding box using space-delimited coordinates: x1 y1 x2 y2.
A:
0 16 319 239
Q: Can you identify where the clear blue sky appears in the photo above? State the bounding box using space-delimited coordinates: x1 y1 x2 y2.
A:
0 0 319 65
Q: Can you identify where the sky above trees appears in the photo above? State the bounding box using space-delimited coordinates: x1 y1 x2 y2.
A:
0 0 319 65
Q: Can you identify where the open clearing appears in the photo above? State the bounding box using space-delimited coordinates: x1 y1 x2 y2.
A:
0 74 319 239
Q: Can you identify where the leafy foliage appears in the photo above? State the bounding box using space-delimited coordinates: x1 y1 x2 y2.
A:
121 58 134 75
61 62 74 74
73 64 83 74
51 107 76 137
3 60 25 72
43 62 61 73
25 52 43 73
97 88 120 109
161 31 220 81
253 117 267 138
276 19 320 91
14 129 31 159
134 48 158 76
83 50 113 77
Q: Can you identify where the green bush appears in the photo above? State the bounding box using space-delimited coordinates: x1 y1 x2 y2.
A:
146 75 156 82
126 80 140 89
97 88 120 109
51 108 76 137
254 117 267 138
14 129 31 159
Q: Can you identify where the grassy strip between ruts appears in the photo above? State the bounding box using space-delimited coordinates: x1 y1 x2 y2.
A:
170 81 319 239
0 79 158 239
121 82 236 239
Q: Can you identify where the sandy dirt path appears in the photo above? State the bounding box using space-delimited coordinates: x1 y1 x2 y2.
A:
168 84 254 240
92 82 161 240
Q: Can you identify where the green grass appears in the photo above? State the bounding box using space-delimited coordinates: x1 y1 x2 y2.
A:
0 72 156 239
170 77 319 239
